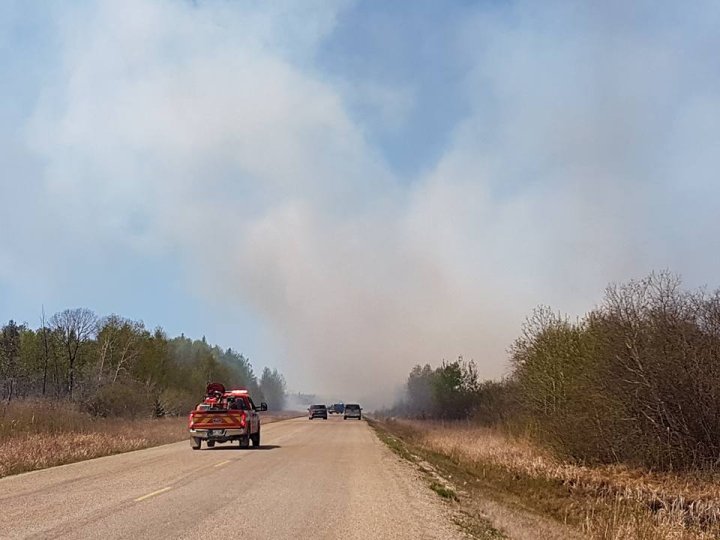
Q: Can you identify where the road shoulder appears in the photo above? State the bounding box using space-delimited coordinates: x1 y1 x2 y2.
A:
368 419 584 540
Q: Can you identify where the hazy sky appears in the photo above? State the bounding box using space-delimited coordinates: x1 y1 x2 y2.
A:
2 1 719 405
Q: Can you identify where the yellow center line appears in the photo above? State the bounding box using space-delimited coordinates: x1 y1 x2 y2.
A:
134 487 172 502
214 460 231 468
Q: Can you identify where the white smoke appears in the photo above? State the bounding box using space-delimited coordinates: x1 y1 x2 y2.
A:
10 0 720 406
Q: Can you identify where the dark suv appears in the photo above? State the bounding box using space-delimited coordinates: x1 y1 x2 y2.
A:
308 404 328 420
343 403 362 420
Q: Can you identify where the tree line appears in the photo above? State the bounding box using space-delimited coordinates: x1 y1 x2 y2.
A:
394 272 720 470
0 308 287 415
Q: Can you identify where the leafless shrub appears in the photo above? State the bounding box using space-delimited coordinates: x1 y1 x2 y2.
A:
512 271 720 469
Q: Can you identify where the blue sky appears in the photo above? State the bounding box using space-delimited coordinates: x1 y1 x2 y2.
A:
2 1 720 403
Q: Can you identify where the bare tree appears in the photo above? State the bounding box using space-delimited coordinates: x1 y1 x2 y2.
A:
50 308 97 399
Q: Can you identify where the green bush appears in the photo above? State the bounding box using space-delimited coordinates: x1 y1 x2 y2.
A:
85 382 153 418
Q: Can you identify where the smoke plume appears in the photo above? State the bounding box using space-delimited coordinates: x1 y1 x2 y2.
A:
6 0 720 406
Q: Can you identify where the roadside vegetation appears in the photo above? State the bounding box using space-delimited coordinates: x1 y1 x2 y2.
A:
0 308 292 475
374 417 720 539
0 399 186 478
0 399 298 478
384 271 720 539
0 307 287 414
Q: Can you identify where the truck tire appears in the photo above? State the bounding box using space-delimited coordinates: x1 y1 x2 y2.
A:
191 437 202 450
239 435 250 449
251 429 261 447
206 441 216 448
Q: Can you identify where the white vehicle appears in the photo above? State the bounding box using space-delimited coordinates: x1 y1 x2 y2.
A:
343 403 362 420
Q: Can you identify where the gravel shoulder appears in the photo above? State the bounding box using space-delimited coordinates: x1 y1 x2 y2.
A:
369 418 585 540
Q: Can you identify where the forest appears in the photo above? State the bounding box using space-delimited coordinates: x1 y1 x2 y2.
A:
0 309 287 416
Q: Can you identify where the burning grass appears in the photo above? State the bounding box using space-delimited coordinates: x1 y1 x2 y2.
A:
0 399 300 478
376 418 720 539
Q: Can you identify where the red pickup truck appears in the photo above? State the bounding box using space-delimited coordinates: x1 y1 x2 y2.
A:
188 383 268 450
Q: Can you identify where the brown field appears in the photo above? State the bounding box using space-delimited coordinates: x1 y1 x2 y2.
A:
0 399 301 479
374 418 720 540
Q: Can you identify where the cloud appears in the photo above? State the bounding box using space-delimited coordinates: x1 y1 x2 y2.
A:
8 0 720 406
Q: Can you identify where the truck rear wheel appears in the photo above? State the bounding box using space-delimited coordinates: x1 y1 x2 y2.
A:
191 437 202 450
239 435 250 449
251 429 260 447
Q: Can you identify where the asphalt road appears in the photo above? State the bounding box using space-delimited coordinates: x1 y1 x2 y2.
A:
0 416 461 539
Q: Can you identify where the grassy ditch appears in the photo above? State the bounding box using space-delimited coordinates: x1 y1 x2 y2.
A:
0 399 300 478
370 418 720 540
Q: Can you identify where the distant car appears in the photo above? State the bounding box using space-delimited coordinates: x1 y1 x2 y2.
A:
329 403 344 415
308 404 328 420
343 403 362 420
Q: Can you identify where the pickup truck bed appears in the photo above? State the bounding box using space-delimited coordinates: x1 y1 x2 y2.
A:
188 386 266 450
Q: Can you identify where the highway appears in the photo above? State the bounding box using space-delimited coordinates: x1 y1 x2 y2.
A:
0 416 461 539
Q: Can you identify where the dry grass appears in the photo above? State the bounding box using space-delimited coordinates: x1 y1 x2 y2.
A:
0 400 186 478
381 418 720 540
0 400 301 478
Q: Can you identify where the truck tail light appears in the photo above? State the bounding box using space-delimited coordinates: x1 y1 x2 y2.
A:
240 412 247 428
